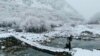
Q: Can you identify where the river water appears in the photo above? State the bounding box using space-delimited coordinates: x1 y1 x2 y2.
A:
45 38 100 50
0 38 100 56
0 48 53 56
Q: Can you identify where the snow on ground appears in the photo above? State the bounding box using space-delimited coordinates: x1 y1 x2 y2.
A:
0 24 100 40
0 32 100 56
73 48 100 56
53 24 100 37
0 32 53 43
0 33 13 38
0 24 100 56
1 24 100 40
0 27 100 56
73 25 100 35
14 33 70 52
0 32 71 52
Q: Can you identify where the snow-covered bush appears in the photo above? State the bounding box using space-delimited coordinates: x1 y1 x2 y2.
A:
20 17 52 33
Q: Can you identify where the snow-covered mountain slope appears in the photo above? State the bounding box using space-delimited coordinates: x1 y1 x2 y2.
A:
87 12 100 24
0 0 84 32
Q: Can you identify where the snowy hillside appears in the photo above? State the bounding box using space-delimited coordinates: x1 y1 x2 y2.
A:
0 0 84 32
88 12 100 24
0 0 100 56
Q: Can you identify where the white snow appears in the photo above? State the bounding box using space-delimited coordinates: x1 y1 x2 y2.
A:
0 0 84 32
53 24 100 38
0 31 100 56
14 34 70 52
1 46 5 49
0 32 52 42
0 0 99 56
0 32 71 52
0 33 12 38
73 48 100 56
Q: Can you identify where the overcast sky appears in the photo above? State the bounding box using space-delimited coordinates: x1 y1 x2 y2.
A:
67 0 100 19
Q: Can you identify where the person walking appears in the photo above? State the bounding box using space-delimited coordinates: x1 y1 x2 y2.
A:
65 35 73 50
